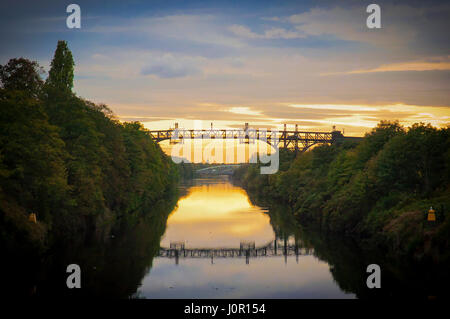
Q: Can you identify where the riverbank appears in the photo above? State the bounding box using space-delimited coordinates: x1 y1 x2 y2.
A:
2 194 179 298
0 42 180 258
233 121 450 264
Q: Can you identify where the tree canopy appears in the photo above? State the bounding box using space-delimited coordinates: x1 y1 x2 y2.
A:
235 121 450 258
0 41 179 254
0 58 44 96
46 40 74 91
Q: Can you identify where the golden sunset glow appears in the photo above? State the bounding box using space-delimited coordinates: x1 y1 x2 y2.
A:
228 107 263 116
159 138 276 163
144 102 449 162
160 181 274 248
133 103 448 144
348 59 450 74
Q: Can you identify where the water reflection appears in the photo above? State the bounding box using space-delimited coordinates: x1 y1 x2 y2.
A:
161 177 274 248
137 255 350 298
137 176 355 298
3 196 179 298
6 176 447 299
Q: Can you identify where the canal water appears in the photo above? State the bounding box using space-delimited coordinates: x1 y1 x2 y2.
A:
7 175 447 298
134 176 355 298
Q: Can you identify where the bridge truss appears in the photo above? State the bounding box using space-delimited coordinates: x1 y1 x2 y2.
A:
148 128 341 152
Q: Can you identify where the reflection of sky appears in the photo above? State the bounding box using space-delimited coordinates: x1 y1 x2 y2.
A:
137 256 355 299
160 180 275 248
144 177 356 298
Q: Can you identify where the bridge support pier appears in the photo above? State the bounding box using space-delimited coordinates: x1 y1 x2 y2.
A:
175 249 179 265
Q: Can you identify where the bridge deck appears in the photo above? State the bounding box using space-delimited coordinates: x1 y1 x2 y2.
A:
148 128 349 151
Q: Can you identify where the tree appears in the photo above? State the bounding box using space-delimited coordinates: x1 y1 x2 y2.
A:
0 58 44 96
1 40 180 258
46 40 74 91
0 89 70 224
355 120 405 166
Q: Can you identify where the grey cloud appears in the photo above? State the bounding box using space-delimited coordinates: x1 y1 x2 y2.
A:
228 24 305 40
286 4 450 55
141 64 200 78
140 53 204 79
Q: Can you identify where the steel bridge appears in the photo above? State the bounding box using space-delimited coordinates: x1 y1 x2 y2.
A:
158 239 315 264
148 123 357 152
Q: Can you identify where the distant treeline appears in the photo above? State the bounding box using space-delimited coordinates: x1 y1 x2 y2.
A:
234 121 450 261
0 41 179 256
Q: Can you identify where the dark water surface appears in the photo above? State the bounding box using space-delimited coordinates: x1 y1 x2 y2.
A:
135 176 353 298
5 176 448 298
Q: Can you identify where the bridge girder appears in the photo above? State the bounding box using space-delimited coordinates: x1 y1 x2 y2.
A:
148 129 336 152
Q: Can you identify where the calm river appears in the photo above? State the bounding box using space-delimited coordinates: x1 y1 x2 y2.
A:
135 176 354 298
7 176 446 298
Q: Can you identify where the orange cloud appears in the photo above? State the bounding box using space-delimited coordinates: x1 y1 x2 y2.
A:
322 56 450 75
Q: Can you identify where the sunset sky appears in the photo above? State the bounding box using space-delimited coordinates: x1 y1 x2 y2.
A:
1 0 449 136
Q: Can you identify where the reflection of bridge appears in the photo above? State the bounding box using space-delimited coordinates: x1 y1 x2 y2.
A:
149 123 360 152
195 165 239 175
159 239 314 264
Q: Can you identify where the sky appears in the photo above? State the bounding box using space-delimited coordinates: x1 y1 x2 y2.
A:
1 0 449 136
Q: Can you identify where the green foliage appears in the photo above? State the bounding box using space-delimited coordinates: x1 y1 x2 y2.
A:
0 90 70 223
0 58 44 97
356 120 405 167
46 40 74 92
235 121 450 257
0 42 179 253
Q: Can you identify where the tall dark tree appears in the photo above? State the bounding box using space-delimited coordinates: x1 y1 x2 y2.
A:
46 40 74 91
0 58 44 96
